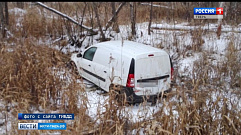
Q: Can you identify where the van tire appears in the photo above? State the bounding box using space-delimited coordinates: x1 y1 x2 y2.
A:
109 84 128 106
117 90 128 106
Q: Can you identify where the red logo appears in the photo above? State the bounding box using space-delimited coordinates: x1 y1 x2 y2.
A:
216 8 223 15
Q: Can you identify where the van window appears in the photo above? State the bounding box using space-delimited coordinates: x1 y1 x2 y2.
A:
83 47 97 61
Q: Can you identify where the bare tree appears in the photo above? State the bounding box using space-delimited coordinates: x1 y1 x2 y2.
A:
148 2 153 35
111 2 120 33
130 2 136 37
92 2 106 41
217 2 224 39
73 3 88 48
4 2 8 25
182 2 191 22
0 2 5 38
104 3 108 27
105 2 125 31
87 3 94 31
80 3 87 34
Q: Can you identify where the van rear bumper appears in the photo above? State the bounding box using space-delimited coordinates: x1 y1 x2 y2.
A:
123 87 172 104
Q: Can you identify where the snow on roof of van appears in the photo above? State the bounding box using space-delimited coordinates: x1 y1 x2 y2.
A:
93 40 167 57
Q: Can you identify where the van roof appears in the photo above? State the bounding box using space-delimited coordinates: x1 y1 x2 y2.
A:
93 40 167 57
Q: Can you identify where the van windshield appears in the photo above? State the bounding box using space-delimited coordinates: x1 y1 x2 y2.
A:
83 47 97 61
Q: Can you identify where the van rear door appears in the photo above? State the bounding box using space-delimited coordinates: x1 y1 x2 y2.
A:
134 53 171 96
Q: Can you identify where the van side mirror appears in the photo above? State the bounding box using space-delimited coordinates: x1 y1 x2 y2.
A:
77 53 82 57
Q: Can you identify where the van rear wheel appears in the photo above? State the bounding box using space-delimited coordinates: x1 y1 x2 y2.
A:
109 84 128 106
116 90 128 106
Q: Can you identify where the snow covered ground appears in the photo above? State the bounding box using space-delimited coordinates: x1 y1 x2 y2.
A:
84 85 175 123
66 20 240 124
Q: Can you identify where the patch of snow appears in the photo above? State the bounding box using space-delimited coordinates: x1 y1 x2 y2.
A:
151 23 241 32
9 8 27 16
84 90 177 123
178 53 200 77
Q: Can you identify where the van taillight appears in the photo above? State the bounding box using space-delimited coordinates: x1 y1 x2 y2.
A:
126 74 135 87
169 56 174 80
127 58 135 87
171 67 174 80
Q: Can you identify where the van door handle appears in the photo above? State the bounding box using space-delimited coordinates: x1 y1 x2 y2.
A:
104 71 107 73
88 65 91 67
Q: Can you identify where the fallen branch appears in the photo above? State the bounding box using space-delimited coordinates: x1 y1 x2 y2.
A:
140 3 170 9
35 2 98 35
151 25 241 33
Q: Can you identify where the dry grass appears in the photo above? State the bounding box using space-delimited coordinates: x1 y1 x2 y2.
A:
136 39 240 134
0 40 90 134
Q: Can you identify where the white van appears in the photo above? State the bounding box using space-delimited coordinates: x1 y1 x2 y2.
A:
70 40 173 103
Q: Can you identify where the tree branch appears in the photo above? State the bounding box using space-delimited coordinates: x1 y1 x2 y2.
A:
92 2 106 41
105 2 126 31
35 2 98 35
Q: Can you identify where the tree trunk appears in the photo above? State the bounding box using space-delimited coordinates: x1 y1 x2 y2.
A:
4 2 8 25
148 2 153 35
130 2 136 37
105 2 125 31
235 2 238 24
0 2 5 38
217 2 224 39
84 3 95 46
111 2 120 33
80 2 87 34
92 2 106 41
104 3 108 27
